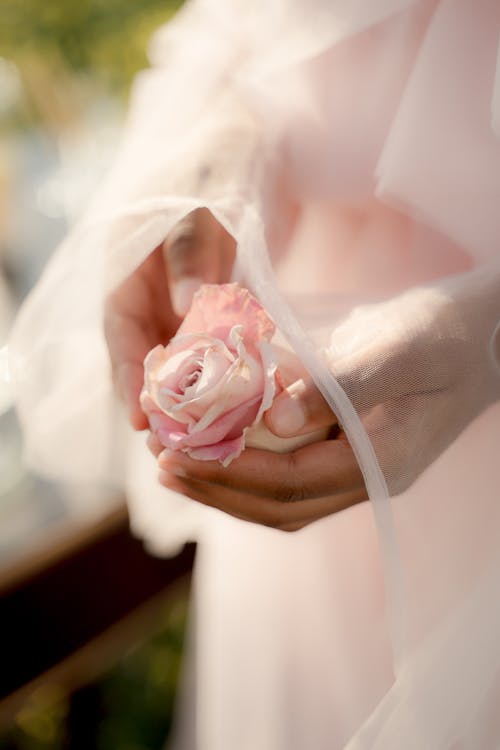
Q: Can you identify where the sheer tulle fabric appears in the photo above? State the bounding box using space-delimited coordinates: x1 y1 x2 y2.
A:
8 0 500 747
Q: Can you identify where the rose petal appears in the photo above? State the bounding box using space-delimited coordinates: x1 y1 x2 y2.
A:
187 352 263 431
145 337 235 424
253 339 278 424
194 346 234 395
140 390 158 415
178 283 275 343
143 345 169 398
141 283 278 465
146 410 189 449
163 345 233 418
182 397 260 448
157 348 203 393
186 436 245 466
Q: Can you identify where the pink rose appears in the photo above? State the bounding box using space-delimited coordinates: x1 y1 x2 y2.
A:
140 283 278 466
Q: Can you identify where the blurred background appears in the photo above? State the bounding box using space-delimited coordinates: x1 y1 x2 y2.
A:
0 2 194 748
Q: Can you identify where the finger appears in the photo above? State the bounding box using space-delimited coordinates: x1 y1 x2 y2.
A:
147 431 164 458
164 208 236 315
104 310 150 430
265 377 336 438
158 470 365 530
159 435 366 501
104 248 182 430
117 362 149 430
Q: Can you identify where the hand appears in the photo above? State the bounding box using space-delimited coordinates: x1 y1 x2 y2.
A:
104 208 236 429
154 270 500 530
154 377 367 532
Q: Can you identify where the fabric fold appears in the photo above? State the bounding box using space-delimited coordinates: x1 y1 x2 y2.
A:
8 1 500 748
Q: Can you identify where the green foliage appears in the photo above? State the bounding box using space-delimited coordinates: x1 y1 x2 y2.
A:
0 590 190 750
0 0 184 97
1 685 68 750
96 595 189 750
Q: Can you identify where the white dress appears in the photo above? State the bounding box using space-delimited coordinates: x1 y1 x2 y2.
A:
8 1 500 748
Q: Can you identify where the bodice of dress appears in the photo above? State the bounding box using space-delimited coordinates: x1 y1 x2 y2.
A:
279 0 438 204
261 0 495 301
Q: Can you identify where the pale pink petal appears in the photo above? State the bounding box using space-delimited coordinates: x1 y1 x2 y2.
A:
178 283 275 343
156 348 203 393
147 397 259 454
188 373 258 432
186 335 264 431
189 346 234 396
144 337 235 424
141 283 277 465
146 410 189 449
169 364 232 424
143 345 169 399
174 342 261 427
182 398 261 448
254 339 278 424
161 430 192 450
164 332 233 360
186 436 245 467
139 390 158 415
142 344 166 371
159 346 231 417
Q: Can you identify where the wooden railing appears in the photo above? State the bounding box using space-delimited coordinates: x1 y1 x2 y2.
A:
0 502 195 726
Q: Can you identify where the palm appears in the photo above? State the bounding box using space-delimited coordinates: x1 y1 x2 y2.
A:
105 246 181 429
104 208 237 430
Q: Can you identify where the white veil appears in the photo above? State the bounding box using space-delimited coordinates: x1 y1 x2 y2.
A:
7 0 500 747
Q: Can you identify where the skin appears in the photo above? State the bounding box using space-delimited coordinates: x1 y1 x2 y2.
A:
146 374 368 531
156 433 367 532
105 203 500 538
105 207 368 532
107 206 499 531
104 207 236 429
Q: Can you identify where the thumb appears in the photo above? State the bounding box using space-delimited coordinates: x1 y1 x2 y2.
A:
164 207 236 316
265 377 337 438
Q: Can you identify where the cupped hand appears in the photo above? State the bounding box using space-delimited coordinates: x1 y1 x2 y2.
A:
260 279 499 505
157 437 367 532
104 208 236 429
153 272 500 530
153 377 367 532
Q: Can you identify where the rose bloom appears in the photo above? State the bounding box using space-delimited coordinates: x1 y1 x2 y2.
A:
140 283 278 466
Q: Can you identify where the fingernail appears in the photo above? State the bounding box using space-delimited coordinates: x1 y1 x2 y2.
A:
159 450 187 477
159 449 174 466
158 469 170 485
270 394 305 436
171 277 203 316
